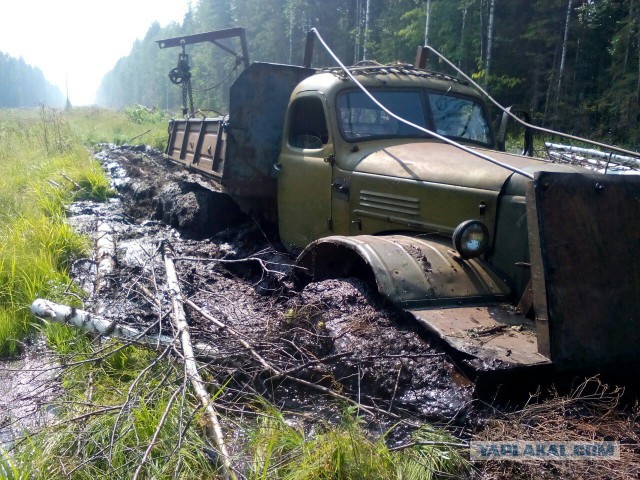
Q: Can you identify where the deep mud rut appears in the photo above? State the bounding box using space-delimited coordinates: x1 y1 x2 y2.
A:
77 145 473 429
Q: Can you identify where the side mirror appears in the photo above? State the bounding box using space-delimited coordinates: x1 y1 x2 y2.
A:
496 105 534 157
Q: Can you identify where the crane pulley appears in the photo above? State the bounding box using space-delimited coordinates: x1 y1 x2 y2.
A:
157 28 250 117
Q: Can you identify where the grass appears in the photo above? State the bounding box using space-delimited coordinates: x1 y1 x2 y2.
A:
66 105 169 151
0 447 33 480
246 405 469 480
0 107 107 356
0 104 168 356
13 344 219 480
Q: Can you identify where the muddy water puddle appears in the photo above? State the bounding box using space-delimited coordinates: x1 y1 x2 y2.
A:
0 341 59 449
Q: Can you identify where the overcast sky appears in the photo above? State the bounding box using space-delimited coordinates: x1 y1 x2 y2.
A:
0 0 193 105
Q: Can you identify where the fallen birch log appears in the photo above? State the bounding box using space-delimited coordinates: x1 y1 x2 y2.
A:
31 299 173 345
30 299 218 358
163 248 237 480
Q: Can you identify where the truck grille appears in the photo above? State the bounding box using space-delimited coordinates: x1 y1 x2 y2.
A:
358 190 420 216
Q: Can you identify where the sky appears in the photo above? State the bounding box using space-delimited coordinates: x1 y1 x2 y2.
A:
0 0 193 105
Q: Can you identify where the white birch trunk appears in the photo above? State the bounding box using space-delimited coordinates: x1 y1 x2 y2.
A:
31 299 173 346
30 299 218 357
363 0 371 59
485 0 495 83
163 251 237 480
556 0 573 103
424 0 432 47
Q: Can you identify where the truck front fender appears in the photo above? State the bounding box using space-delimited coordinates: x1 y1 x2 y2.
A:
295 234 510 309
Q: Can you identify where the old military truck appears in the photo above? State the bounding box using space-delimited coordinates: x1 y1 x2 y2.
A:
158 28 640 373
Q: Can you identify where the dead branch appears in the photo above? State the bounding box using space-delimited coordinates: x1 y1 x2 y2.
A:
163 247 238 480
387 440 469 452
60 173 82 190
174 255 287 278
95 222 116 296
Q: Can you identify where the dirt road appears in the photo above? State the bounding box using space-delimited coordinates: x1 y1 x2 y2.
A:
69 144 473 429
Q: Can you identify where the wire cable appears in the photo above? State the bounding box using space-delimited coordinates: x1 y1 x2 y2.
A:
310 28 535 180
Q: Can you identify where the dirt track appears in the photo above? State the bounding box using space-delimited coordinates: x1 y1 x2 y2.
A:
69 144 473 430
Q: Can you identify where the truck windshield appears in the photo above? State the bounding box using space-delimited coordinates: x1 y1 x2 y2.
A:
337 89 492 146
428 93 492 145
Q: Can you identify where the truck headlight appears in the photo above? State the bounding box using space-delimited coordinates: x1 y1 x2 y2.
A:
452 220 489 259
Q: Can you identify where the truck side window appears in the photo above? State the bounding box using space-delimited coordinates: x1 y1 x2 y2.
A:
289 96 329 149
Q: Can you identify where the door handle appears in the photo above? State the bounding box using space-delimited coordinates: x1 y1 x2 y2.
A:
331 182 349 194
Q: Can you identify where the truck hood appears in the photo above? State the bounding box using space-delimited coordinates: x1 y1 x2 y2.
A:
354 142 577 192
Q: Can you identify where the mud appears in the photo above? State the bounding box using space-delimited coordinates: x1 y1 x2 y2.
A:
0 340 59 449
69 144 474 429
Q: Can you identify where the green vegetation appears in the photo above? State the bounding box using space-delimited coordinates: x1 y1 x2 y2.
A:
22 345 218 480
66 106 169 151
1 446 31 480
0 105 170 356
0 108 110 356
247 405 469 480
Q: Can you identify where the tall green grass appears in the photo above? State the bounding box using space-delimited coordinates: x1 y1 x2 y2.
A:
246 405 469 480
20 344 219 480
66 106 169 151
0 108 109 355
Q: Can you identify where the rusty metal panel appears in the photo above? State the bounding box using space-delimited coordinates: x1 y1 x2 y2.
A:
166 120 185 160
411 306 550 368
166 118 225 179
527 171 640 370
224 63 315 197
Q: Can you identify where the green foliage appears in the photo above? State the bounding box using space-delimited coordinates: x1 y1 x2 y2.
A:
17 344 218 480
245 405 469 480
0 108 108 356
123 104 168 124
0 447 33 480
66 106 168 151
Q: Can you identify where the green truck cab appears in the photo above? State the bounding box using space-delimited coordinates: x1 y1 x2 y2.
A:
161 29 640 373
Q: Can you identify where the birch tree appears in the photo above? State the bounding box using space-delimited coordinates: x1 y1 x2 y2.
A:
485 0 495 84
424 0 432 46
556 0 574 103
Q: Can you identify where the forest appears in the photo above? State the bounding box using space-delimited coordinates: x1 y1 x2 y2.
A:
96 0 640 147
0 53 64 107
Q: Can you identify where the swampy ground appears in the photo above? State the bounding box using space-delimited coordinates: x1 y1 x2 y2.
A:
2 125 639 478
65 144 640 478
75 144 474 426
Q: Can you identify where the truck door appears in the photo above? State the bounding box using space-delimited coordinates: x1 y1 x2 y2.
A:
277 93 334 251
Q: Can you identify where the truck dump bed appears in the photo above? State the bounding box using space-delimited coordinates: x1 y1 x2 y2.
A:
165 63 315 199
